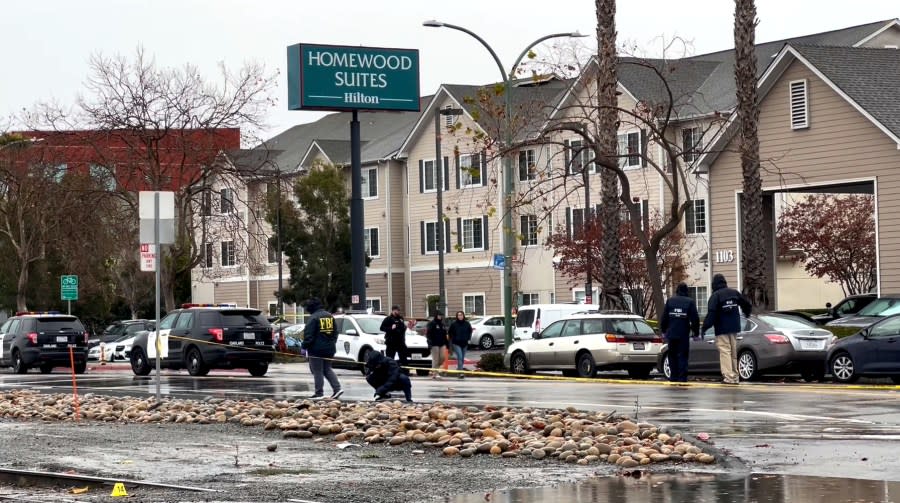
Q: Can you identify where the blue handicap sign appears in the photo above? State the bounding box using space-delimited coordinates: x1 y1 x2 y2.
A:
492 254 506 270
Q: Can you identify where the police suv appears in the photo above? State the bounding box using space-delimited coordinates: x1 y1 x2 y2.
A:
0 312 89 374
130 304 274 377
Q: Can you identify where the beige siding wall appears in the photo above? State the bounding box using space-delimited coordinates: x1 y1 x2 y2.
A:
213 281 247 306
860 25 900 48
409 269 502 318
709 60 900 297
776 260 845 310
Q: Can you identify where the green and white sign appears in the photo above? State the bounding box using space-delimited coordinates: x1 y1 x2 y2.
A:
61 275 78 301
287 43 420 112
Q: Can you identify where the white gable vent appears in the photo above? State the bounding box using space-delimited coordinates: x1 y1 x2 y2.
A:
789 79 809 130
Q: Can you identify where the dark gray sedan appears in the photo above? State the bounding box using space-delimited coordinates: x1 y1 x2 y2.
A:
658 313 835 381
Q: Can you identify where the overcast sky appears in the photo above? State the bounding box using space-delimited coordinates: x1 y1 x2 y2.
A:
1 1 896 140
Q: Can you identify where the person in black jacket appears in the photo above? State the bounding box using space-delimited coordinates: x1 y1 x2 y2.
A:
301 298 343 400
660 283 700 383
425 311 448 379
365 351 412 402
448 311 473 379
702 274 753 384
379 305 409 375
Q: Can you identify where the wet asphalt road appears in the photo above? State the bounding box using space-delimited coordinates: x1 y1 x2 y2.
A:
3 361 900 482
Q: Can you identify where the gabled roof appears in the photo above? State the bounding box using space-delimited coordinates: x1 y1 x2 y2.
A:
697 43 900 172
299 139 357 167
255 97 431 171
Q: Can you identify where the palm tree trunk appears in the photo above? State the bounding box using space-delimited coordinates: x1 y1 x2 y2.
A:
595 0 627 311
734 0 770 309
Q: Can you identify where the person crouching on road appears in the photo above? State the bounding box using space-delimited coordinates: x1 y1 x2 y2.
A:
380 305 410 375
702 274 752 385
426 311 448 379
661 282 700 383
448 311 472 379
301 298 343 400
365 351 412 402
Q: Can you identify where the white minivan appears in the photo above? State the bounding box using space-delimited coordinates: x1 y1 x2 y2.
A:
514 304 598 341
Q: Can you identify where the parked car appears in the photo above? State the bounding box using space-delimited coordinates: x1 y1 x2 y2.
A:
89 319 154 347
88 334 132 362
0 312 89 374
658 313 835 381
811 294 877 325
826 295 900 330
332 313 432 376
827 314 900 384
130 304 274 377
505 312 663 379
514 304 599 341
469 316 507 349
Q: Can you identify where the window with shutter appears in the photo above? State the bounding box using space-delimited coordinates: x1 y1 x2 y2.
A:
790 79 809 129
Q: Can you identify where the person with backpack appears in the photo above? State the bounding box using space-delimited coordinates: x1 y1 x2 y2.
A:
301 298 343 400
425 311 448 379
448 311 473 379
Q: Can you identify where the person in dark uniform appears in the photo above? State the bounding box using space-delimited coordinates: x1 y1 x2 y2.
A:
702 274 753 384
380 305 410 375
365 351 412 402
300 298 342 400
660 283 700 383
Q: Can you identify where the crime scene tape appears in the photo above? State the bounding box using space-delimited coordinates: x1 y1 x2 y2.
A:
159 335 900 392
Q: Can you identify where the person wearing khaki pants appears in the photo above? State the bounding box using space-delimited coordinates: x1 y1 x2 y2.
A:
715 333 740 384
702 274 752 385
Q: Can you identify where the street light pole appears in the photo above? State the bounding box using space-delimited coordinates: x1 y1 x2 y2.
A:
275 166 284 319
423 20 585 347
435 107 463 315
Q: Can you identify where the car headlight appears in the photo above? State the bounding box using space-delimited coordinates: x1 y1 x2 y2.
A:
375 337 385 345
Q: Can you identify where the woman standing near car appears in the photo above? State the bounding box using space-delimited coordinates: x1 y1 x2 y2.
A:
448 311 472 379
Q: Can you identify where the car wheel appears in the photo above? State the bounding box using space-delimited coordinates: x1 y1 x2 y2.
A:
479 335 495 350
186 347 210 377
660 352 672 380
359 347 373 375
130 347 152 376
801 366 825 383
830 352 859 383
73 361 87 375
39 364 53 374
576 351 597 378
12 350 28 374
627 365 653 380
510 352 532 375
248 362 268 377
416 369 430 377
738 350 758 381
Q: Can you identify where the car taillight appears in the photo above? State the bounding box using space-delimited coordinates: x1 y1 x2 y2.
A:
208 328 224 342
765 334 790 344
605 333 627 343
651 335 664 343
27 332 38 345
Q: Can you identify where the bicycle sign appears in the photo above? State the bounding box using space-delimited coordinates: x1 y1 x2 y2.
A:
60 275 78 301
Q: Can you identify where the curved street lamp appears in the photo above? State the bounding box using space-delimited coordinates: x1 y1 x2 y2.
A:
423 20 586 347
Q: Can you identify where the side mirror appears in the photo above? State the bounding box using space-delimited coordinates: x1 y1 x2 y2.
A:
532 331 542 339
345 329 357 336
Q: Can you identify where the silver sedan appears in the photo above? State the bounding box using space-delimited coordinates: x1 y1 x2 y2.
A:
468 316 506 350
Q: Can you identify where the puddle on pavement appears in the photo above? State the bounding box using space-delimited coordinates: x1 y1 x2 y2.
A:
449 473 900 503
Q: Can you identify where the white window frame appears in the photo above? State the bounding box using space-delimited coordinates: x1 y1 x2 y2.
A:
572 287 599 304
459 153 482 188
423 159 438 193
520 215 538 246
364 227 380 258
687 286 708 317
686 199 707 235
268 302 278 317
568 139 593 174
220 240 236 268
362 166 378 199
682 127 701 164
617 130 642 168
461 217 484 251
220 188 235 214
463 293 486 316
366 297 382 312
570 207 586 237
424 220 440 255
518 149 537 181
789 79 809 130
520 293 540 306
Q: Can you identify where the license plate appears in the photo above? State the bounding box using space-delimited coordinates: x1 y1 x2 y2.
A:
243 333 256 340
255 341 264 346
56 336 68 343
800 340 822 350
632 342 645 351
410 354 422 360
229 341 244 346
